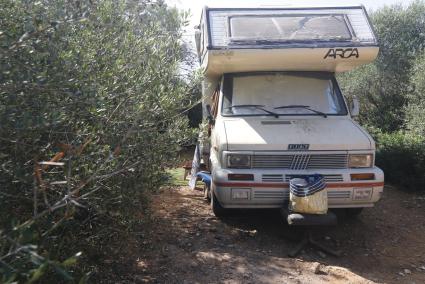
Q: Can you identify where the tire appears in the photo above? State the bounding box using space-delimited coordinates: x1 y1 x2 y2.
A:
211 191 228 218
345 208 363 218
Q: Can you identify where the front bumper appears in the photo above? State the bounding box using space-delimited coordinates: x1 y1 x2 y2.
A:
212 167 384 209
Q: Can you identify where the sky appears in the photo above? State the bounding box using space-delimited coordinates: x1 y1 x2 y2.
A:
167 0 416 36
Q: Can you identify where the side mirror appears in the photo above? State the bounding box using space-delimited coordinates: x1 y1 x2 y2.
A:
206 105 215 125
351 96 360 117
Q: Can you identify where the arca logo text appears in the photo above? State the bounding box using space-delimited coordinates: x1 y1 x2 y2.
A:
324 48 359 59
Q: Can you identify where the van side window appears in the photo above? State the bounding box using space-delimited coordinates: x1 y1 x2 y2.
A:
211 86 220 118
222 75 233 109
200 23 205 54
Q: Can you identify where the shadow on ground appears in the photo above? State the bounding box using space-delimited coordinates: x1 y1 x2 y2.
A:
133 185 425 283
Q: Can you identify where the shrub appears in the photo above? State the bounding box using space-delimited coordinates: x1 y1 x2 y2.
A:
405 51 425 135
0 0 195 282
338 1 425 132
375 131 425 190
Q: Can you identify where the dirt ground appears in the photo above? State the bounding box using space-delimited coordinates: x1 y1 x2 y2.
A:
130 184 425 284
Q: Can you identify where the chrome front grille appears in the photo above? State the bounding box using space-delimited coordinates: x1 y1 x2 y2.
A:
285 174 343 182
253 191 289 199
262 174 343 183
253 153 348 169
328 190 351 199
252 155 293 168
308 154 348 169
262 174 284 182
291 154 310 170
252 190 351 200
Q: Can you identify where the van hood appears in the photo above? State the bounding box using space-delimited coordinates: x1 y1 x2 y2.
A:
223 118 373 151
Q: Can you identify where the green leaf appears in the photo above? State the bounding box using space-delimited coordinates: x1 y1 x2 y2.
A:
52 263 73 281
28 263 48 283
62 252 82 267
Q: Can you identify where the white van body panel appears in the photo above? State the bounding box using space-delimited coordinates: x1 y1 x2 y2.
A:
203 47 379 76
222 117 373 151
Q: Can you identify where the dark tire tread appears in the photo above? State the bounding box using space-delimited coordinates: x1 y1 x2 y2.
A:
211 192 228 218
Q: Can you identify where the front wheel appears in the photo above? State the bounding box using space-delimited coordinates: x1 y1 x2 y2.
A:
211 192 228 218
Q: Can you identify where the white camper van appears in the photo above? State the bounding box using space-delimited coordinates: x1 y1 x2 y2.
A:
194 6 384 217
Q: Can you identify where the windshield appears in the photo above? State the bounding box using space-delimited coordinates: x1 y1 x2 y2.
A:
221 73 347 116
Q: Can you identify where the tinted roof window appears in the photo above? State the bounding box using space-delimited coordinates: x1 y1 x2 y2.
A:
229 15 351 42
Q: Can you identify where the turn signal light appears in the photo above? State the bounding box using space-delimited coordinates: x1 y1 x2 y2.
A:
350 173 375 181
228 174 254 181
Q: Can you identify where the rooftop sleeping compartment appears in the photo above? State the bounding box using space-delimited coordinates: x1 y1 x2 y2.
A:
195 6 379 76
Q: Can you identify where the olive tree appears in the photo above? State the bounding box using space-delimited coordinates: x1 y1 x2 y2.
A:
338 1 425 132
0 0 196 281
405 51 425 135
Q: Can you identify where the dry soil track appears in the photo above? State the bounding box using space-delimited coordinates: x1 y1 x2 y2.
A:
133 185 425 283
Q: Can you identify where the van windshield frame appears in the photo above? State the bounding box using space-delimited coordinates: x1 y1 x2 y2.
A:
221 72 348 117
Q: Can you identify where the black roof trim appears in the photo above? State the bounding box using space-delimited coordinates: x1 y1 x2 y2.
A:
205 6 365 11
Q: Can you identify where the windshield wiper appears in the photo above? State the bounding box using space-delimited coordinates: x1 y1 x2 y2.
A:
226 104 280 118
274 105 327 118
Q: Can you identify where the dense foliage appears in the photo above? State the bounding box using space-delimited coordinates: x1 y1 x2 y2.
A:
338 1 425 132
0 0 197 282
375 131 425 191
338 1 425 190
405 51 425 135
